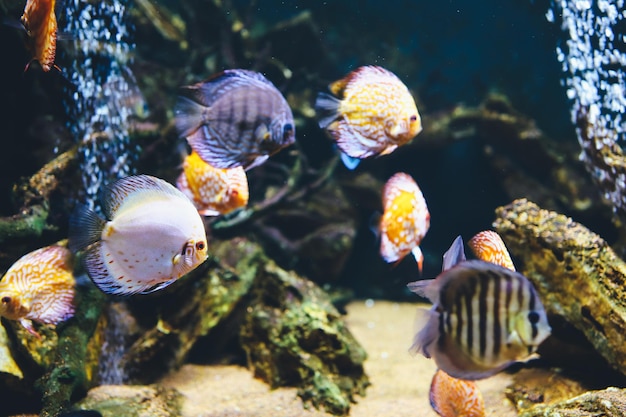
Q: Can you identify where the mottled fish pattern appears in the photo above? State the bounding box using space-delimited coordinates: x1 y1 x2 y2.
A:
21 0 57 71
429 369 485 417
175 69 295 170
468 230 515 271
176 151 249 216
379 172 430 271
315 65 422 161
0 245 75 336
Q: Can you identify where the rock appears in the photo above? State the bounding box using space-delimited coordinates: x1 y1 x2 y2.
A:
505 369 587 412
112 237 261 383
72 384 183 417
240 259 369 416
493 199 626 376
0 324 22 379
518 387 626 417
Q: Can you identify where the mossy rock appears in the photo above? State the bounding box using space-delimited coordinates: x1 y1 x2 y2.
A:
241 260 369 416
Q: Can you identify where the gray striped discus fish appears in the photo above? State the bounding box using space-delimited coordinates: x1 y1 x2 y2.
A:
175 69 295 170
408 254 551 380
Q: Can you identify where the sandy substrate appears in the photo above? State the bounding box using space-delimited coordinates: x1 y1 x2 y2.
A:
161 300 519 416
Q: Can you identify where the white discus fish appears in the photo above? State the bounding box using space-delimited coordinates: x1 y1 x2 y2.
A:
69 174 209 296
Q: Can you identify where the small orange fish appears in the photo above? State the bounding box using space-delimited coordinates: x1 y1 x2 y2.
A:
315 66 422 164
0 245 75 337
21 0 58 72
176 151 249 216
379 172 430 271
468 230 515 271
430 369 486 417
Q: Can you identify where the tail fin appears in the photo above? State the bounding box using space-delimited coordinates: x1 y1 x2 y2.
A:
409 307 439 358
174 96 206 138
315 92 340 129
68 204 106 253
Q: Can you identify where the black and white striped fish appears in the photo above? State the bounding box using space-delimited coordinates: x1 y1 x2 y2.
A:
174 69 295 170
407 237 551 380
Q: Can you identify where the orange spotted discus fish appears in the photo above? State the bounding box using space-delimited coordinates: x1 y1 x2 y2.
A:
379 172 430 271
407 236 551 380
315 65 422 167
69 175 209 296
176 151 249 216
0 245 75 337
430 369 485 417
468 230 515 271
175 69 295 170
21 0 58 72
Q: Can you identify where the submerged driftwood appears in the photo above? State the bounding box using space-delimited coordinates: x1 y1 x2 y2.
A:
493 199 626 376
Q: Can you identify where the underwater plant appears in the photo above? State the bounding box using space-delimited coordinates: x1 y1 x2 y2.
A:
548 0 626 219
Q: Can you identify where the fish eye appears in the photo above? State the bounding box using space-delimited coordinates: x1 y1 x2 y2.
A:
196 241 206 251
410 115 418 122
283 123 293 137
1 296 10 304
528 311 540 324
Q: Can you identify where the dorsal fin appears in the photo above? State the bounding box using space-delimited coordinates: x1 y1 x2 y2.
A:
101 175 183 218
442 235 466 271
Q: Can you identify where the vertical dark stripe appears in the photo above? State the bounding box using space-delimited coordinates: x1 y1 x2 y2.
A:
504 274 513 342
478 273 489 358
465 277 476 355
492 274 502 357
438 312 446 349
455 293 464 344
528 284 538 339
438 282 450 349
445 302 453 335
517 275 525 311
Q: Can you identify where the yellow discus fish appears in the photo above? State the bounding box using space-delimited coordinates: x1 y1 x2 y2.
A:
379 172 430 271
0 245 75 337
315 65 422 165
21 0 58 72
468 230 515 271
176 151 249 216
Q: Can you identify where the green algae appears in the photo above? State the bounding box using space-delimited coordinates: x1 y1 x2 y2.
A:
241 260 369 416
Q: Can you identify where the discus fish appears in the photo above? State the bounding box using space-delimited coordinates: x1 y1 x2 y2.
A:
379 172 430 271
175 69 295 170
0 245 75 337
468 230 515 271
68 175 208 296
21 0 58 72
176 151 249 216
315 66 421 168
430 369 485 417
407 238 551 380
